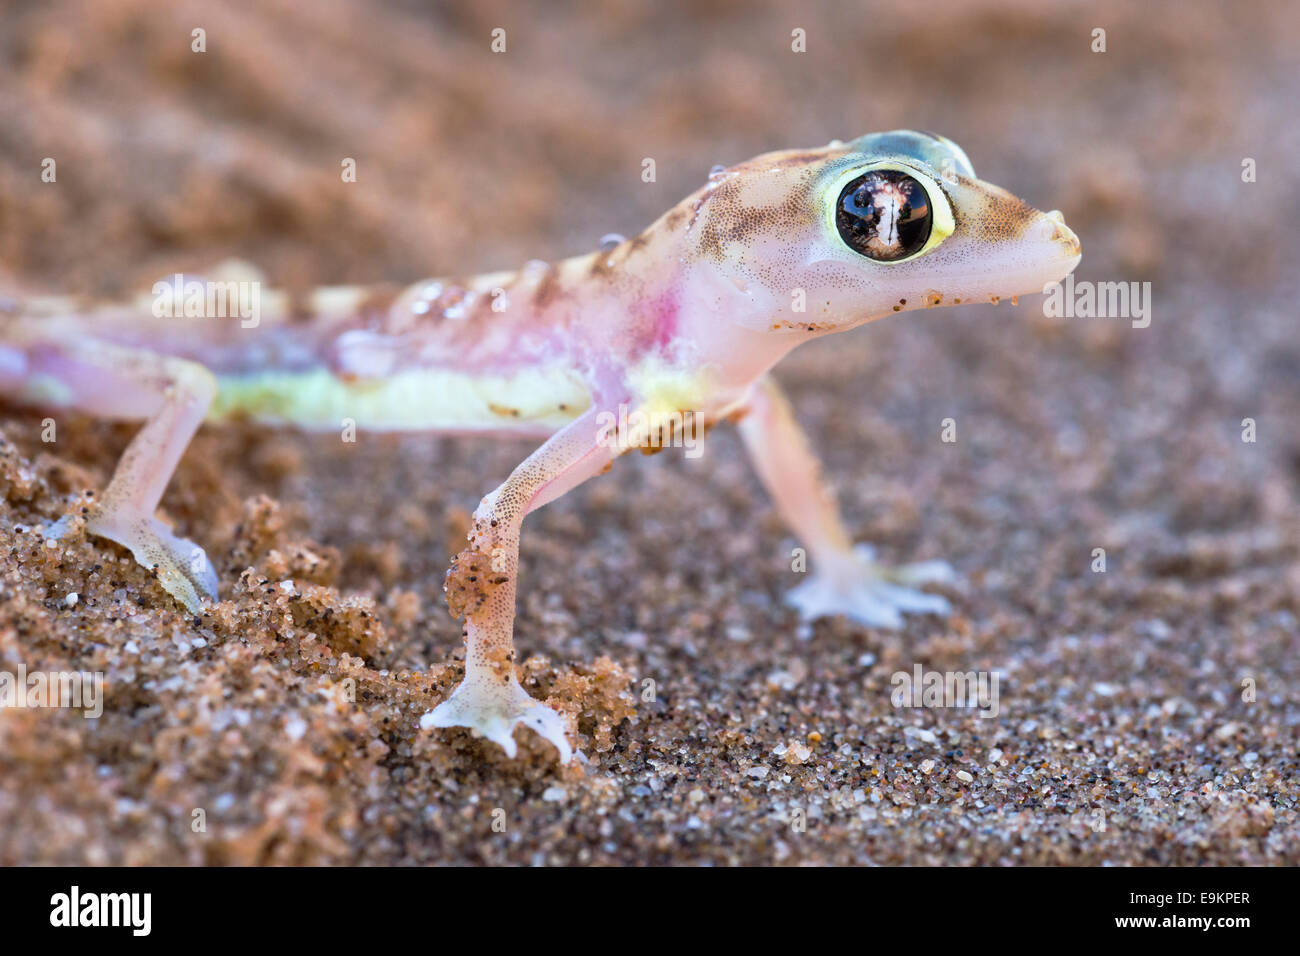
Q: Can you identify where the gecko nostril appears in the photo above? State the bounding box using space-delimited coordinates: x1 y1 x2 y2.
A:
1045 212 1080 255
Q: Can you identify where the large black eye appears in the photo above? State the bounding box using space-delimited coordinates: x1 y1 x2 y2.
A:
835 170 933 261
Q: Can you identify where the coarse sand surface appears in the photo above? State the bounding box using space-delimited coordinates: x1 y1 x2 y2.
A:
1 0 1297 864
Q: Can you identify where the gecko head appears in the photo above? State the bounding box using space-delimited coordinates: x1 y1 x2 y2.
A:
690 131 1081 333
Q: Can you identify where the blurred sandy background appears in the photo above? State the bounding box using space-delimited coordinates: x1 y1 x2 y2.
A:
0 0 1297 864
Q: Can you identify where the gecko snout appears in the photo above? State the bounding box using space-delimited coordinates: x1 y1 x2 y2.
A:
1042 209 1081 256
1002 205 1082 288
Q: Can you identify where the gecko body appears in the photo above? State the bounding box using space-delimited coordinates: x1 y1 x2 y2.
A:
0 131 1080 762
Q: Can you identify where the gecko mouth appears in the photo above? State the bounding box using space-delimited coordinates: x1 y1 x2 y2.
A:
915 254 1083 304
958 209 1082 298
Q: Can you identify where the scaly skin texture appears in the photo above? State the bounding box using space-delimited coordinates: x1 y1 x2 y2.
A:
0 131 1081 762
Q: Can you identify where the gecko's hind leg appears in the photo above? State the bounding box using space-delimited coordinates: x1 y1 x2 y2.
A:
4 331 220 612
737 375 954 630
46 511 219 614
421 406 616 762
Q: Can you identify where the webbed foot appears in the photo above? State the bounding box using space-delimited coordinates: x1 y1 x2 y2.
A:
421 670 574 763
787 544 954 629
45 509 218 613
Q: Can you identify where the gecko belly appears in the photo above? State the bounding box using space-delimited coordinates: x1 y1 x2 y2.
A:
208 364 591 433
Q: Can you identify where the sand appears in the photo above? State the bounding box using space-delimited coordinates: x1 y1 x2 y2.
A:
1 0 1297 865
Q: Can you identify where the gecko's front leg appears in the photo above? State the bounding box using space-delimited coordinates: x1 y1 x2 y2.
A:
421 406 616 762
738 375 953 629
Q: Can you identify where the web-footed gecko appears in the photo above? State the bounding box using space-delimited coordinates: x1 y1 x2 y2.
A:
0 131 1081 762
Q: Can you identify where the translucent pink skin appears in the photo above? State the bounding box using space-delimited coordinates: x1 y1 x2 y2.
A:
1 132 1081 761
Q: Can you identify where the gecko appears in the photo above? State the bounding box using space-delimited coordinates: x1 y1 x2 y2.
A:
0 130 1080 763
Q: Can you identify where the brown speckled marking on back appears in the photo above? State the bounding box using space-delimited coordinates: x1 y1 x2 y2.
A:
530 261 563 309
692 172 817 261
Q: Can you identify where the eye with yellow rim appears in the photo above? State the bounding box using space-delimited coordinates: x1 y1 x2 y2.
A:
830 162 954 263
